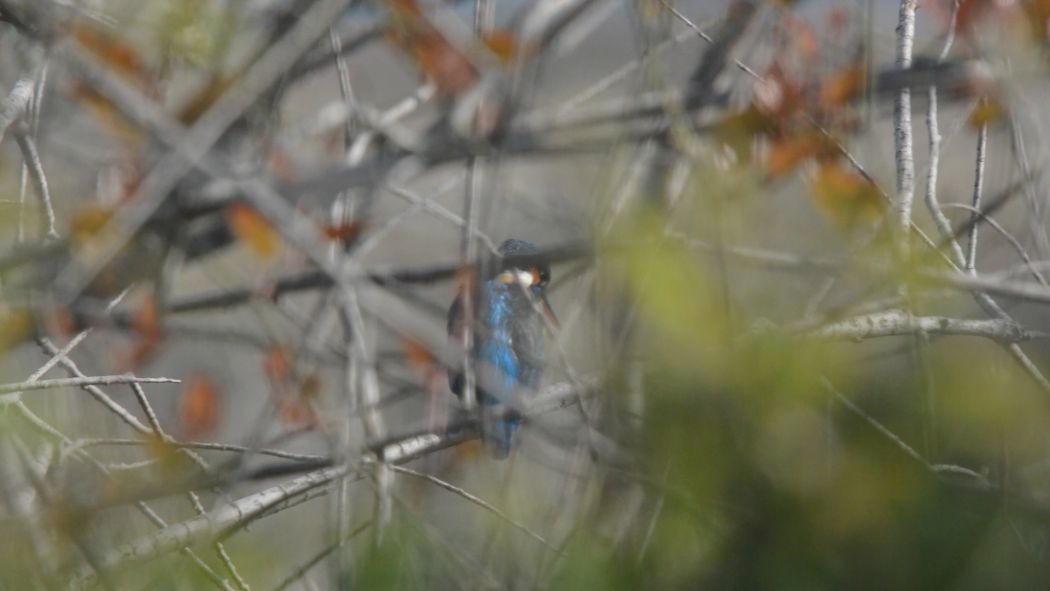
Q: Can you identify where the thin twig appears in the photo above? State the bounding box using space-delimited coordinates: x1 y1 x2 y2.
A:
923 0 965 264
269 520 372 591
74 465 354 586
823 378 988 485
940 203 1048 286
966 119 988 272
0 78 32 143
0 374 178 396
391 464 554 550
13 129 58 241
65 438 326 463
810 310 1041 342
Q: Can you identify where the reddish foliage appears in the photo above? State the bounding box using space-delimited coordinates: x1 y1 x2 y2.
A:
263 345 293 385
482 30 520 63
968 96 1006 128
1024 0 1050 44
954 0 1007 33
68 86 146 145
179 375 220 437
766 134 824 177
753 64 804 121
402 337 436 380
123 296 164 369
69 24 155 93
321 219 364 245
69 206 115 245
0 310 33 352
277 397 318 427
300 373 322 401
263 346 319 427
385 0 478 95
810 161 883 227
819 65 864 111
67 24 156 145
225 202 281 259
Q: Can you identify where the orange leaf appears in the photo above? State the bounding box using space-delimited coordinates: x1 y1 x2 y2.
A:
766 134 821 176
0 309 33 352
954 0 999 33
819 65 863 110
299 373 321 401
68 84 146 145
225 203 280 259
124 340 160 370
321 219 363 243
967 97 1005 128
179 375 220 437
277 397 316 426
70 24 154 92
413 34 477 95
1024 0 1050 44
123 295 164 369
482 30 519 63
132 296 161 341
263 345 293 384
811 161 883 227
67 25 155 144
69 206 115 244
386 0 477 95
402 337 435 379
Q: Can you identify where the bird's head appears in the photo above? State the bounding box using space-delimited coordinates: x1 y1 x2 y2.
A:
495 239 550 294
494 239 557 326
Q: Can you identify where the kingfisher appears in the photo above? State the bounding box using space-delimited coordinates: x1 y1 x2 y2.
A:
447 239 556 459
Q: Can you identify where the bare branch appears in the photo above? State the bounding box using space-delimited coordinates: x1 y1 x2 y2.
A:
0 78 32 143
0 374 178 396
75 465 354 586
966 120 988 272
390 465 554 550
893 0 918 251
13 128 58 242
53 0 356 302
923 0 965 265
811 310 1043 342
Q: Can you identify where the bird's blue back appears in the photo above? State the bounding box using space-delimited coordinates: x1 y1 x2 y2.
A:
474 278 545 457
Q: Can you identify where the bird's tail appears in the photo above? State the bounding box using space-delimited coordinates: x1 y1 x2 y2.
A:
482 409 520 460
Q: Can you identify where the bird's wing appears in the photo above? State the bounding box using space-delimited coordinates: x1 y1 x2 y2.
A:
511 299 546 390
446 292 465 397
